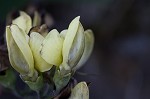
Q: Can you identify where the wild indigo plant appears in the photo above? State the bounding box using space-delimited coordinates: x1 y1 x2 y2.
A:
5 11 94 99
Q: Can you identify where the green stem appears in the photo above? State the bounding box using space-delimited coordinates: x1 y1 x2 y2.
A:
42 84 49 96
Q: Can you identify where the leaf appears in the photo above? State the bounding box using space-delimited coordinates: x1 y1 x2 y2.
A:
0 69 16 89
23 74 44 91
53 70 71 92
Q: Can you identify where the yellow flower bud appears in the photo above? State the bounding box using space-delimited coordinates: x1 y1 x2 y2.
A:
29 32 53 72
61 16 85 71
6 25 34 77
40 29 64 66
69 82 89 99
6 11 94 76
53 17 94 91
55 16 94 75
12 11 32 34
75 29 94 70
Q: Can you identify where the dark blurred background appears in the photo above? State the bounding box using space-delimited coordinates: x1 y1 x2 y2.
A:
1 0 150 99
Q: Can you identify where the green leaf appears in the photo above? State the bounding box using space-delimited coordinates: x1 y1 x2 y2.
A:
0 69 16 89
53 70 71 92
22 74 44 91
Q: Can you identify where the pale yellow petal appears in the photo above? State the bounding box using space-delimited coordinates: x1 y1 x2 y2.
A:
60 29 67 38
68 23 85 68
75 30 94 70
9 25 34 76
12 11 32 34
29 32 53 72
62 16 85 70
62 16 80 66
33 11 41 27
40 29 63 66
69 82 89 99
6 26 30 75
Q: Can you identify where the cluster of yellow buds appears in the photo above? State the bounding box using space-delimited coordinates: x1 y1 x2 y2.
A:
6 11 94 77
6 11 94 98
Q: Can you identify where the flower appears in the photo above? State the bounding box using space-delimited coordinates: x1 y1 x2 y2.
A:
6 11 50 77
60 16 85 71
12 11 32 34
6 11 94 77
52 17 94 91
30 29 63 71
34 16 94 73
59 16 94 73
69 82 89 99
6 24 34 77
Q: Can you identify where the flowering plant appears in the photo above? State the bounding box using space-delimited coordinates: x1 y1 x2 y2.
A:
2 11 94 99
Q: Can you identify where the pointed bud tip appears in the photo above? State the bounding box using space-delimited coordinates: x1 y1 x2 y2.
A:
76 16 80 19
10 24 18 30
79 81 88 86
70 16 80 24
51 29 58 32
30 32 39 37
74 16 80 21
19 11 26 15
6 26 10 31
